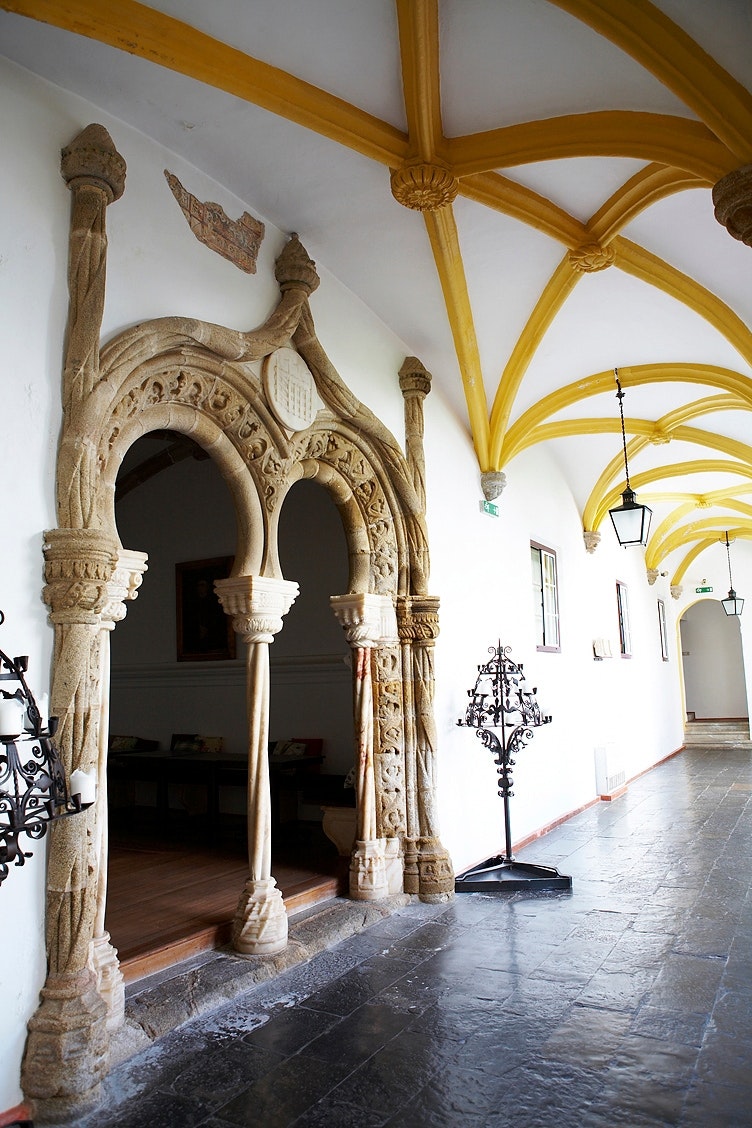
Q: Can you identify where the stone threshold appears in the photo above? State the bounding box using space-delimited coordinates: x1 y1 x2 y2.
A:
110 894 411 1069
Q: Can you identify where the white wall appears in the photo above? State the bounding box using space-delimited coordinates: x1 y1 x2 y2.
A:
428 434 687 874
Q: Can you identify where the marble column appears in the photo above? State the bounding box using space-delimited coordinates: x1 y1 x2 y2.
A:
215 575 298 955
89 550 148 1031
330 593 398 900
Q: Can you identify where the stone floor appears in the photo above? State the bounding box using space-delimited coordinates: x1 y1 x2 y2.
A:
65 743 752 1127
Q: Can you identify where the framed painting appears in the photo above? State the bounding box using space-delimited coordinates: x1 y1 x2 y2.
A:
175 556 236 661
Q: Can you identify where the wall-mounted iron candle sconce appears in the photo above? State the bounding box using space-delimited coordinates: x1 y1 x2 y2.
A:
721 532 744 617
0 609 94 887
608 369 652 547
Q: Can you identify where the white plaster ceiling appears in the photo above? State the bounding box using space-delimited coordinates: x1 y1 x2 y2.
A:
1 0 751 584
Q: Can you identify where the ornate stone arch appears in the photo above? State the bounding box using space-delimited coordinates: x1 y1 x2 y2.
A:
23 124 452 1123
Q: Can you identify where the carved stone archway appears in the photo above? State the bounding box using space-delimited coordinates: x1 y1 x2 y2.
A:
23 124 453 1122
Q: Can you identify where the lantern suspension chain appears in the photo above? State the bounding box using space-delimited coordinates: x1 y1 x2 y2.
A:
615 368 631 492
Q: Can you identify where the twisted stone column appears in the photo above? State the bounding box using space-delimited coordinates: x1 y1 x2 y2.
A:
215 575 298 954
330 593 398 900
396 596 454 902
398 357 431 512
22 530 122 1121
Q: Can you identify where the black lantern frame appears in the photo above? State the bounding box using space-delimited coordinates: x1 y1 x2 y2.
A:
721 532 744 617
608 370 652 548
455 642 571 892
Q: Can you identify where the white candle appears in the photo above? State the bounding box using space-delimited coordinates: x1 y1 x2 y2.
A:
69 767 97 806
0 697 25 738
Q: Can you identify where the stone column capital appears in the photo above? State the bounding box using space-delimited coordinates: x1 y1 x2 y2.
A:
583 530 601 554
61 124 126 204
43 528 121 624
396 595 440 642
330 593 398 648
100 549 149 630
670 584 683 601
215 575 298 643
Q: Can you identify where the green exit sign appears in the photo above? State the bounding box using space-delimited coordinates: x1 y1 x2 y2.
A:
480 500 499 517
695 585 713 593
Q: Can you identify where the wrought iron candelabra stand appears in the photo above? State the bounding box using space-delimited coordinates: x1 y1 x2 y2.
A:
456 642 571 892
0 610 90 887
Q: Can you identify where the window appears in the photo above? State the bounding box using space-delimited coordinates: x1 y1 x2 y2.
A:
616 581 631 657
531 542 560 651
657 598 669 661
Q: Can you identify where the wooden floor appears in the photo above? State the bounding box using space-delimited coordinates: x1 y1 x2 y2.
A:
106 813 345 983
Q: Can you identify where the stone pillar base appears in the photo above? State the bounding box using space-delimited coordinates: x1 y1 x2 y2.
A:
232 877 288 955
418 837 455 902
349 838 390 901
402 837 420 895
90 932 125 1032
22 969 108 1124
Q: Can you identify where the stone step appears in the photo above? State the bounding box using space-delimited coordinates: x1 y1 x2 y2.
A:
684 719 750 744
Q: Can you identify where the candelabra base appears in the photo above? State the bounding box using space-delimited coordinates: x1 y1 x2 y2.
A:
455 855 572 893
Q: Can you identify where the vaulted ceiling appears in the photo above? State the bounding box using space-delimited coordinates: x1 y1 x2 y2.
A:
2 0 751 586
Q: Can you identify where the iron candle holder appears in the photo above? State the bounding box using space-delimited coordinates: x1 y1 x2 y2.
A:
455 641 571 892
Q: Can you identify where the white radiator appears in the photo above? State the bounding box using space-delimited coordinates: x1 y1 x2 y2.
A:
594 743 626 797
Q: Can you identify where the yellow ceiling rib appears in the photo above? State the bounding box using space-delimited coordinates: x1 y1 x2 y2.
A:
588 164 706 245
395 0 442 160
505 373 752 465
444 112 734 181
629 460 752 492
614 238 752 367
423 207 491 468
590 424 752 531
550 0 752 160
584 434 650 530
489 257 580 467
491 220 752 473
646 493 752 570
648 502 706 568
458 172 588 246
671 539 720 587
651 517 752 567
1 0 408 167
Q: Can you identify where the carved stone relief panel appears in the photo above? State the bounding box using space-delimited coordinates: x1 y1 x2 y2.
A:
372 644 407 837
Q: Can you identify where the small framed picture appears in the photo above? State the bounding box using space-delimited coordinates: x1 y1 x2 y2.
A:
175 556 236 662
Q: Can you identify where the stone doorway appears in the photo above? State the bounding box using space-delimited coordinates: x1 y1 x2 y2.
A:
23 124 453 1121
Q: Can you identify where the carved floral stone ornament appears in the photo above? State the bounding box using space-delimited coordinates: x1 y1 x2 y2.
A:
390 161 459 211
262 346 318 432
713 164 752 247
481 470 507 502
568 242 615 273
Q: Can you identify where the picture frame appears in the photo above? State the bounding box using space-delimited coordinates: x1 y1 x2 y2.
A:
175 556 236 662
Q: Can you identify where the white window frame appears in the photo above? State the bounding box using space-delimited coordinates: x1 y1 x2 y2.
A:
531 542 560 652
616 581 632 657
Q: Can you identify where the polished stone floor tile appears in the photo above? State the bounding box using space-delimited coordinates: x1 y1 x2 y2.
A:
71 745 752 1128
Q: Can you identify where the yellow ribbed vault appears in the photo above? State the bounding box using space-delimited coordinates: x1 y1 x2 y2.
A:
2 0 751 574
